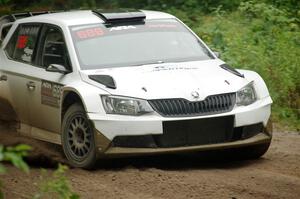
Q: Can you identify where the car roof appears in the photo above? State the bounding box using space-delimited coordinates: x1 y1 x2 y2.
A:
15 10 176 26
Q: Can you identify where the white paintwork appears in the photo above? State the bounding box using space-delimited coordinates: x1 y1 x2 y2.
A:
81 59 249 101
0 10 272 146
90 97 272 140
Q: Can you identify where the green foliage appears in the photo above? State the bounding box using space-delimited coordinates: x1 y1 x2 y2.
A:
0 144 31 199
0 0 10 5
34 164 79 199
194 2 300 129
0 144 31 173
0 145 79 199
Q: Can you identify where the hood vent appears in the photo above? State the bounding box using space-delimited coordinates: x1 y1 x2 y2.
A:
89 75 116 89
220 64 244 78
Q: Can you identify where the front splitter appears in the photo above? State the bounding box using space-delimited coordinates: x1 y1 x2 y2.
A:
101 133 271 157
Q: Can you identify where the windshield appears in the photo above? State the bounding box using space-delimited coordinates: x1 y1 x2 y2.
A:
70 19 214 69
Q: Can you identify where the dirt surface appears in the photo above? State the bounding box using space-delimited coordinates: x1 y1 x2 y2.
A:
0 121 300 199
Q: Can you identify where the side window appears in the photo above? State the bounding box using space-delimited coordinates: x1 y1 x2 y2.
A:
1 24 13 41
42 26 71 69
4 26 18 58
9 24 40 63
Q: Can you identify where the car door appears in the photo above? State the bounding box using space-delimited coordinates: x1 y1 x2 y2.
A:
27 24 72 134
0 45 12 121
0 53 17 121
0 23 42 125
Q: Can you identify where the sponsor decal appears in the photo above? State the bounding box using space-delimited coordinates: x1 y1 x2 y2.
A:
75 27 104 39
191 91 200 99
41 81 63 108
152 66 198 72
17 35 29 49
109 25 136 32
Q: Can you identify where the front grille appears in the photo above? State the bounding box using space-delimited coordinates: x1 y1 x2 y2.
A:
148 93 236 117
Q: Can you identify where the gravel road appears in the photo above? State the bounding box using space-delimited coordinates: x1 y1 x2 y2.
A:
0 122 299 199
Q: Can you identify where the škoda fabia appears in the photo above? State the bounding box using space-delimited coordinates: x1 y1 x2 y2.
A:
0 10 272 168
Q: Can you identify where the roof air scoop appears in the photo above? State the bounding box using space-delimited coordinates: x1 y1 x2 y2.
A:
89 75 117 89
220 64 244 78
92 9 146 24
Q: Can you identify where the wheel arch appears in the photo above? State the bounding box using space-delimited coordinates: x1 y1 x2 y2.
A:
60 84 105 122
60 82 108 126
61 88 87 121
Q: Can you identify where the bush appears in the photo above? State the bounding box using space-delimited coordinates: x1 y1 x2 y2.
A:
33 164 79 199
0 145 79 199
193 2 299 129
0 144 31 199
0 144 31 173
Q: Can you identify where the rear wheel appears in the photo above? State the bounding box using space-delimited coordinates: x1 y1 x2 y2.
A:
62 103 96 169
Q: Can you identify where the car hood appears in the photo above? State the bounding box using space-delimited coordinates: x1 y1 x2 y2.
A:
80 59 250 101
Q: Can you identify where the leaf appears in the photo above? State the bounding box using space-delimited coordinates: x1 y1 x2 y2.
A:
14 144 32 152
3 152 30 173
18 160 30 173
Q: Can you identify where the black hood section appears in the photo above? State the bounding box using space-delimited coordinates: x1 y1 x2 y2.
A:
89 75 117 89
220 64 244 78
92 9 146 25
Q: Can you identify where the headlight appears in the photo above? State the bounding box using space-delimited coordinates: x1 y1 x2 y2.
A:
236 82 257 106
101 95 153 115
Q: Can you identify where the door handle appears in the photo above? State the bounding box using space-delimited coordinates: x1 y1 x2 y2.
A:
26 81 36 91
0 75 7 81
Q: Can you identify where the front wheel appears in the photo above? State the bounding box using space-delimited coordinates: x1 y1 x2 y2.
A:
62 103 96 169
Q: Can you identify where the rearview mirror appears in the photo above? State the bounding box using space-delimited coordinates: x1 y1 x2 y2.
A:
46 64 70 74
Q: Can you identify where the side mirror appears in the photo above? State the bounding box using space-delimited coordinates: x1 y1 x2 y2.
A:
46 64 70 74
213 51 220 58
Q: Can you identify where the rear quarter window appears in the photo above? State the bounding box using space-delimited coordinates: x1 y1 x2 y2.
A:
5 24 41 64
4 26 18 58
0 24 12 41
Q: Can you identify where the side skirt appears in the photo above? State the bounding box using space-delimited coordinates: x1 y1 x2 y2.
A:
18 123 61 145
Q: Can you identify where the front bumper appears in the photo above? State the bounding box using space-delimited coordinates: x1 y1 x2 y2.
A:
89 96 272 155
104 133 271 157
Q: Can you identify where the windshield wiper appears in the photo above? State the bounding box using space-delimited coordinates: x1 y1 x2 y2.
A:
130 60 165 66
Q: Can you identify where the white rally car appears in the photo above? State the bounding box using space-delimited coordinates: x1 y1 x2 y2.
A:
0 10 272 168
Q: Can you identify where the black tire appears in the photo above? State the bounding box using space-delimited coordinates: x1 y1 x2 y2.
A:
233 141 271 160
62 103 97 169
